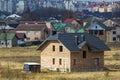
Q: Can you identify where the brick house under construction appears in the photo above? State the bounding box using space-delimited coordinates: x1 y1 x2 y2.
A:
37 33 110 72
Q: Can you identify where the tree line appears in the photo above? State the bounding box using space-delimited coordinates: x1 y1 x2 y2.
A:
21 7 75 21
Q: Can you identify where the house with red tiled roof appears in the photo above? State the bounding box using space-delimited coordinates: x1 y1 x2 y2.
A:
64 18 82 25
64 18 83 31
15 21 49 42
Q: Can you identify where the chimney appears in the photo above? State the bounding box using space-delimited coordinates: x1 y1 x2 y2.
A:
75 35 79 45
75 34 85 45
81 34 85 42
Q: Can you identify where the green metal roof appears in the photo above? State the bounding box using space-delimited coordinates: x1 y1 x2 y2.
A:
0 33 15 40
84 19 107 29
52 23 70 31
77 28 84 33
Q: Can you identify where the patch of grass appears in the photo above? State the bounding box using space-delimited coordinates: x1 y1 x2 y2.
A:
0 47 119 80
0 47 39 57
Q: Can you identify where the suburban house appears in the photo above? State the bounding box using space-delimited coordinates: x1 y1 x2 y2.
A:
64 18 83 30
6 14 22 20
51 22 76 33
84 19 107 42
46 22 56 35
37 33 110 72
103 19 118 27
16 21 49 42
83 17 104 26
6 20 19 29
0 33 18 48
0 21 14 31
16 33 27 46
104 19 120 42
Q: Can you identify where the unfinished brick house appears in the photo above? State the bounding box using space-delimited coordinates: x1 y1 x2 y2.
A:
37 33 110 72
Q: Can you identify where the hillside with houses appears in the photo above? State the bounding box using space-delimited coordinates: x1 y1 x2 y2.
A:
0 14 120 47
0 0 120 80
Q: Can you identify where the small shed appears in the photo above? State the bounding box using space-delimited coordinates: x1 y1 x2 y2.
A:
23 62 40 73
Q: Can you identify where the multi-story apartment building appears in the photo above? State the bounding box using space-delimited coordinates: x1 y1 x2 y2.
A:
0 0 17 13
0 0 119 13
